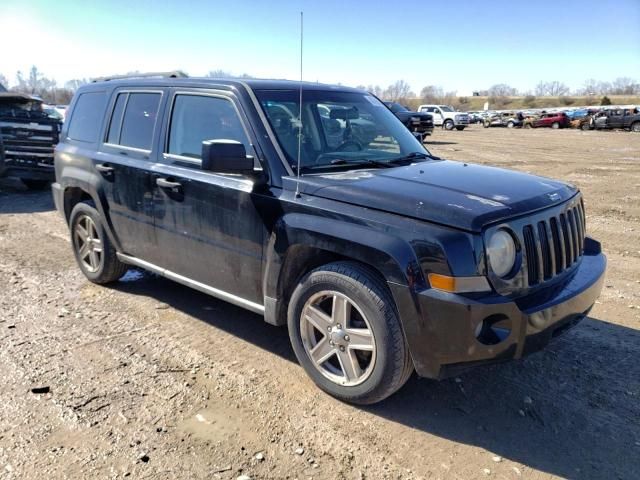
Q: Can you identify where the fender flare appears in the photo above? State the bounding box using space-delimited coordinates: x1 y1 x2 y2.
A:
59 166 122 252
262 213 426 326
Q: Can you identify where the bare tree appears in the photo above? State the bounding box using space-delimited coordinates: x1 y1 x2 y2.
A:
362 85 382 98
488 84 518 97
611 77 639 95
65 79 89 91
420 85 444 102
206 69 234 78
535 80 570 96
382 80 414 101
16 66 46 94
581 78 600 95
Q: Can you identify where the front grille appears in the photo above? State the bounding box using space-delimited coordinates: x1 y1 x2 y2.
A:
522 200 586 286
0 119 59 166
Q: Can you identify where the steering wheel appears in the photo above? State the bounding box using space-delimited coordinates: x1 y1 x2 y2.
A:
335 140 363 152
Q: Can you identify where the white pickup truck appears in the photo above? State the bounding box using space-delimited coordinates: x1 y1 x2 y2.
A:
417 104 470 131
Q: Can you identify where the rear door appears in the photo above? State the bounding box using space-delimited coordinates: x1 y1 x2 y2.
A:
97 89 165 260
607 110 624 129
150 89 266 304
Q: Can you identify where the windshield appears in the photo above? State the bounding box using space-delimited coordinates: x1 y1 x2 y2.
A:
439 105 454 112
256 89 427 172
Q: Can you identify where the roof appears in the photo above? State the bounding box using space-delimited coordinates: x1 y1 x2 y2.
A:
86 76 363 93
0 92 43 103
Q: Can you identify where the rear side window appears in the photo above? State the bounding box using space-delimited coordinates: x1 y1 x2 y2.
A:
67 91 107 143
106 92 161 150
167 94 249 159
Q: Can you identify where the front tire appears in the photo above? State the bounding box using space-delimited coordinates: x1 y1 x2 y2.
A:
507 121 515 128
551 122 560 129
444 120 454 130
456 126 465 131
69 201 128 284
288 262 413 405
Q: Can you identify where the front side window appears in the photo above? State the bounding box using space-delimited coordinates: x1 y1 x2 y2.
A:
67 91 107 143
167 94 250 159
256 89 427 172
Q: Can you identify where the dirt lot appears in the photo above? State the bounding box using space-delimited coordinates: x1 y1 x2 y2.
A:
1 126 639 480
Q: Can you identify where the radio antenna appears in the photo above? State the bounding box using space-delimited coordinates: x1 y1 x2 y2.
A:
295 11 303 198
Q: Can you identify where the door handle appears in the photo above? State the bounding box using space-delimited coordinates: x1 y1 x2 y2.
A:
156 177 182 190
96 163 114 173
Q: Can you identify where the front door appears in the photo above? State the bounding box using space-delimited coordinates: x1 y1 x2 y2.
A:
98 89 164 260
151 90 266 304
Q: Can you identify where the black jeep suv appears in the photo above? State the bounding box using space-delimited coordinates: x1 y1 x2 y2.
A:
53 76 606 404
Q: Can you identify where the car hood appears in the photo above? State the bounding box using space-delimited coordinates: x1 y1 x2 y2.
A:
284 160 578 232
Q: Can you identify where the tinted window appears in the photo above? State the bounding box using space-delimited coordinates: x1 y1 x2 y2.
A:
67 91 107 143
106 93 127 144
119 93 161 150
168 95 249 159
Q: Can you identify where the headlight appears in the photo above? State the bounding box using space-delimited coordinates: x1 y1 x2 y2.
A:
487 230 516 277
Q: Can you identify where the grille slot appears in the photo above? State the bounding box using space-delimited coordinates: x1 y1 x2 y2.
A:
521 202 585 287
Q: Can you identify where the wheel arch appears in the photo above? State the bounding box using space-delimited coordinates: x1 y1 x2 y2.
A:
59 167 122 251
262 213 423 327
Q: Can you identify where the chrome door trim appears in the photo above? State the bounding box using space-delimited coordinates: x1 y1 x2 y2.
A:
116 253 265 315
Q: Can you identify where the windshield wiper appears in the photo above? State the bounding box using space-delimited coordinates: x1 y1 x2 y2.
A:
328 158 395 168
389 151 440 163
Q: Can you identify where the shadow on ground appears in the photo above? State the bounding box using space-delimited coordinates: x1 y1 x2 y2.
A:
112 271 640 480
0 179 54 214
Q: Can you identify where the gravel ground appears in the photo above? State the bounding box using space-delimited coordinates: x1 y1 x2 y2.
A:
1 126 639 480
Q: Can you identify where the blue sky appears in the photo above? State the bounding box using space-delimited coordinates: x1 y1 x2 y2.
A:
1 0 639 95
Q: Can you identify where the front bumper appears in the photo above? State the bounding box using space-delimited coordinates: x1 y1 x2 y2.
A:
0 156 55 181
392 242 606 379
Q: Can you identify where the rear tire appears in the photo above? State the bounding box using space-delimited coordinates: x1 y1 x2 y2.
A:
507 121 514 128
581 122 591 131
631 122 640 133
455 126 465 131
69 201 128 284
22 179 49 190
287 262 413 405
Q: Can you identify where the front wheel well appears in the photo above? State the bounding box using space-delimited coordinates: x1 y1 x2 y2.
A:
63 187 93 224
275 245 390 324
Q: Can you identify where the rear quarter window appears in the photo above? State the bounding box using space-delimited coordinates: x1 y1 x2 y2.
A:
66 91 108 143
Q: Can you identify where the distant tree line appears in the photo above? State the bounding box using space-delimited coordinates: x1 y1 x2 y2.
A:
1 66 638 107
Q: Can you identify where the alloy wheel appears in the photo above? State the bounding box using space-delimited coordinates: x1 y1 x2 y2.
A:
300 290 376 386
73 215 103 273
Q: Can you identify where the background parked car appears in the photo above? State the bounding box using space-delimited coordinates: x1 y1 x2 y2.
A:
384 102 434 137
591 108 640 132
417 104 470 131
524 112 570 129
483 111 523 128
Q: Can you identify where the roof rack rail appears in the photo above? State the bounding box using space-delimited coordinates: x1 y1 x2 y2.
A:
91 70 188 82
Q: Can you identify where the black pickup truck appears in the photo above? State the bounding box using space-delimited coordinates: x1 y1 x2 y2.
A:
52 77 606 404
384 101 434 137
0 93 62 188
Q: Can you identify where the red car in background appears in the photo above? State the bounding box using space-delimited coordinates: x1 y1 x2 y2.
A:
524 112 571 129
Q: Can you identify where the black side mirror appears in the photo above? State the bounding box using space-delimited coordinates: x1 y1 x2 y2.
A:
201 139 254 174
